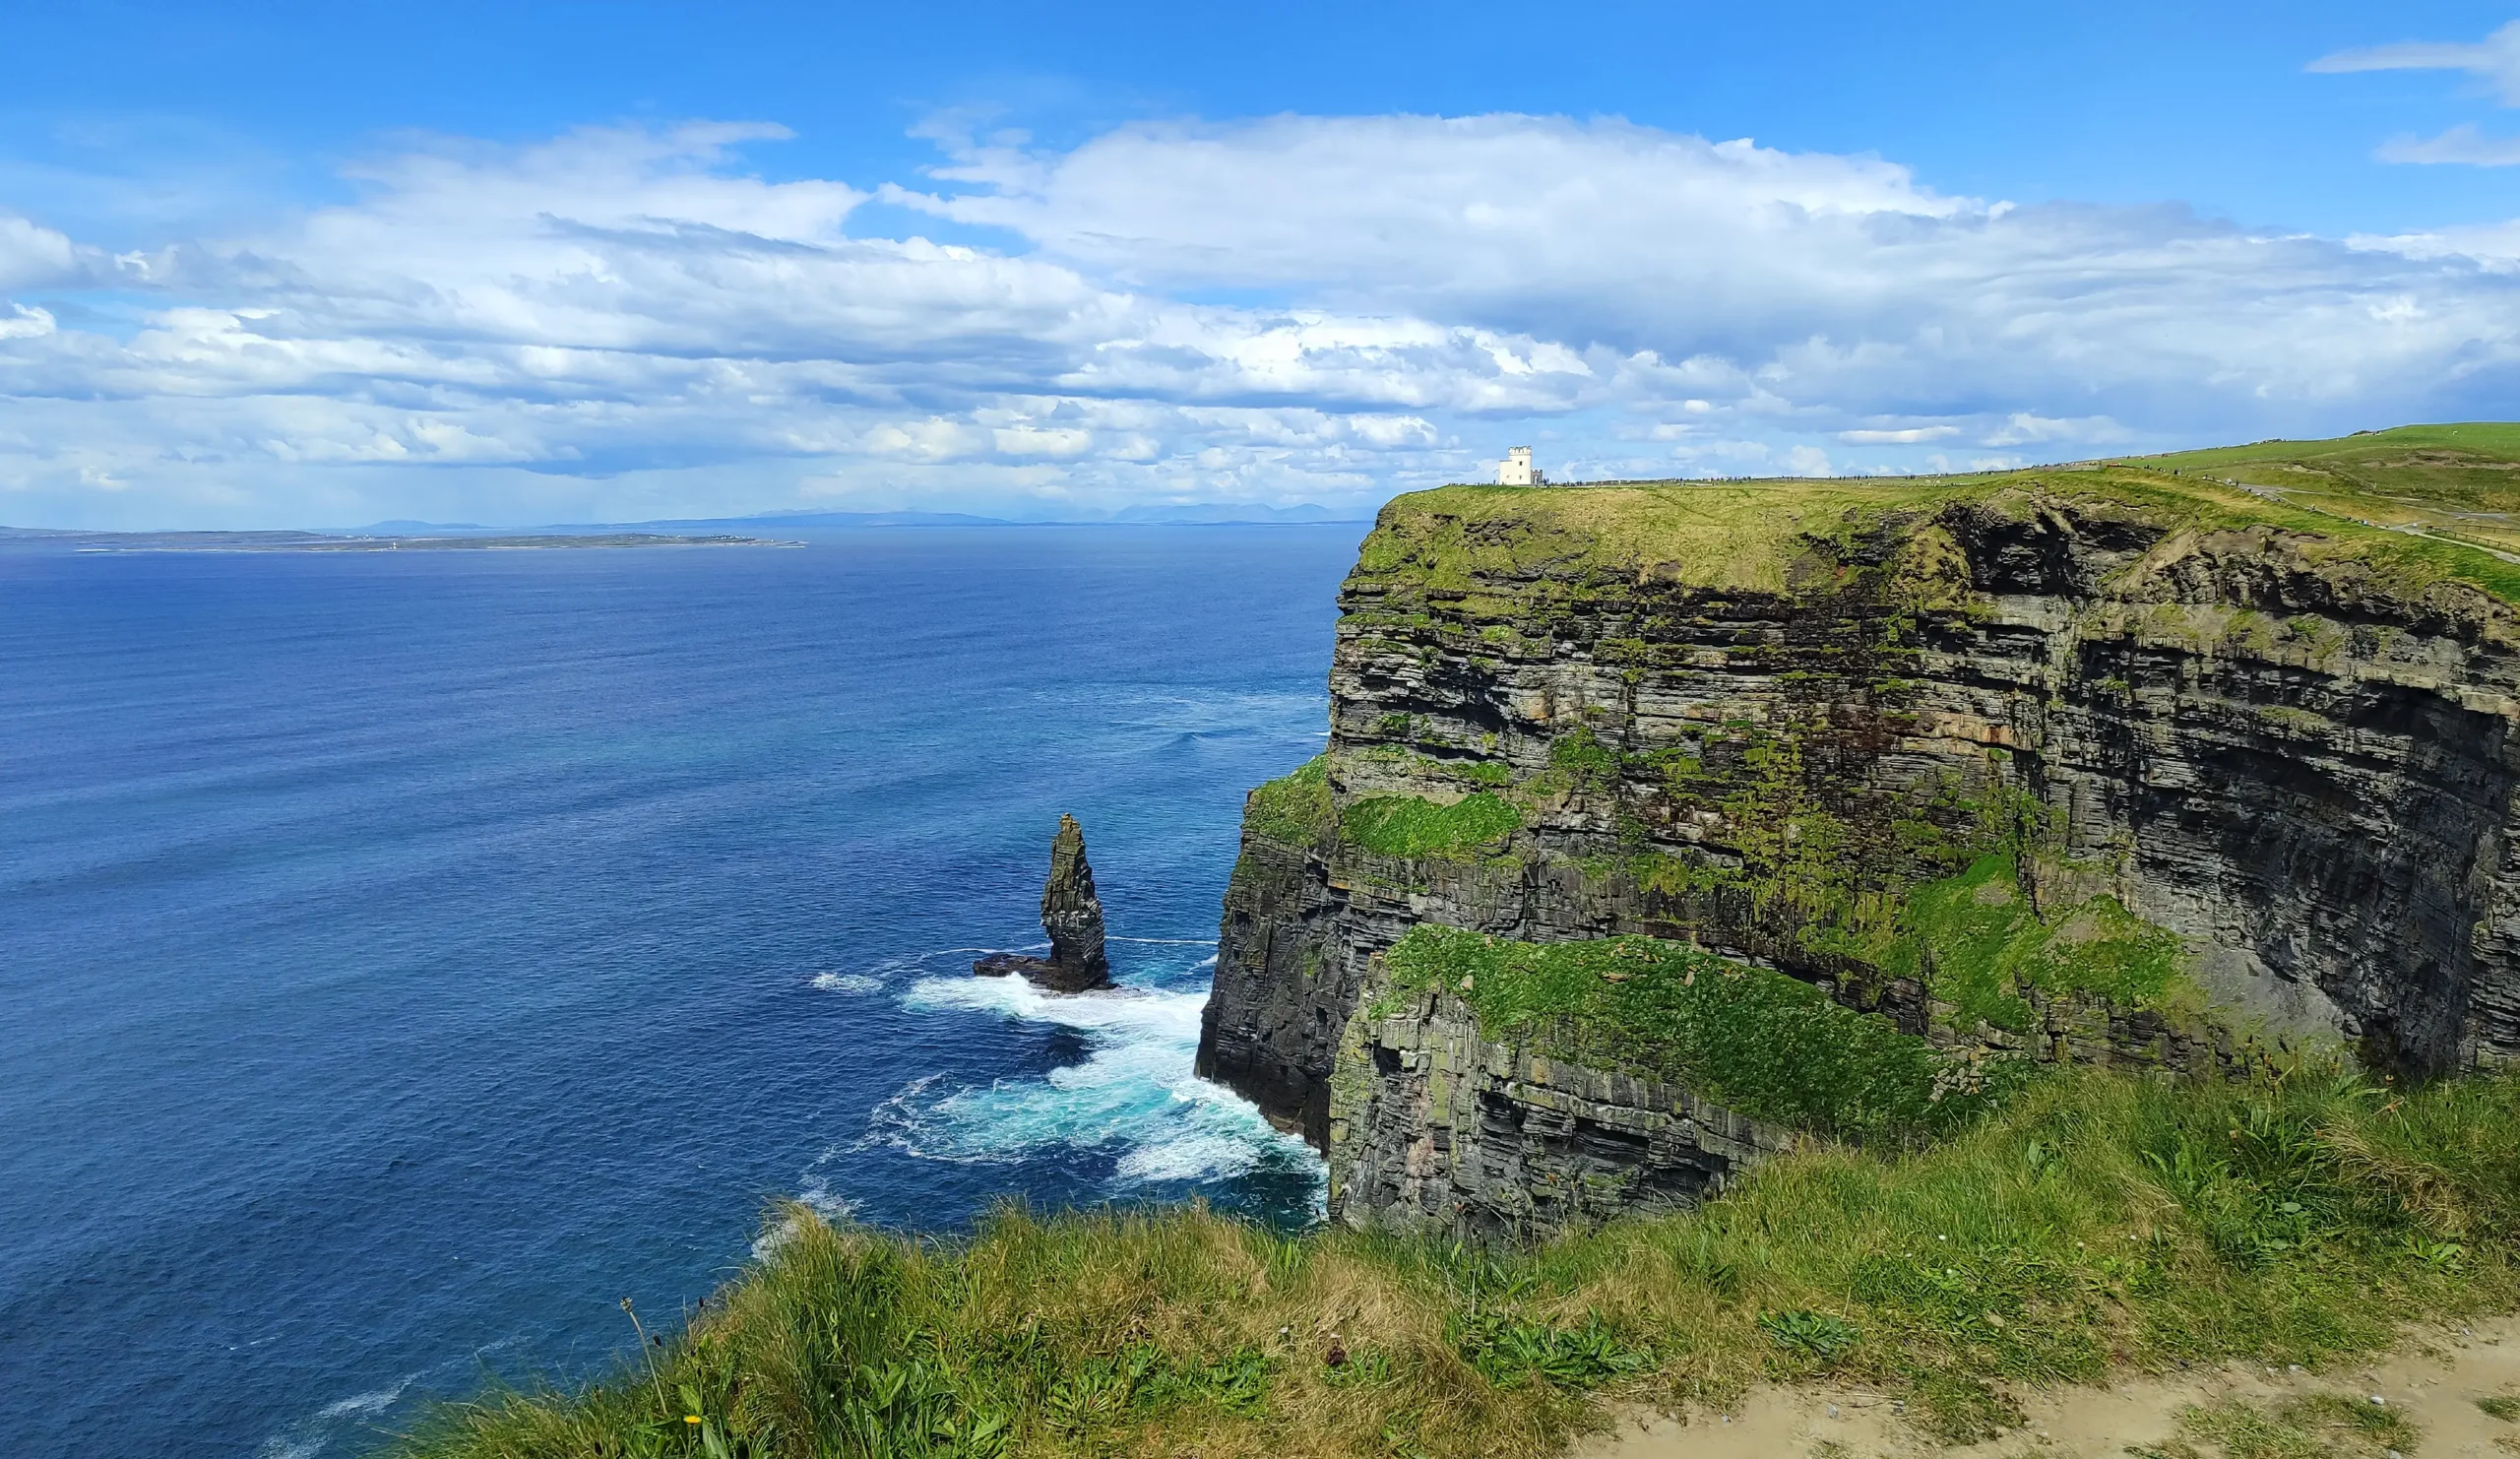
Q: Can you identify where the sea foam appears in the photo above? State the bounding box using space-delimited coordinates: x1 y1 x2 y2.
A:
873 973 1319 1193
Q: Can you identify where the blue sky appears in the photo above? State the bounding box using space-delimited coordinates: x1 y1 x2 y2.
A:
3 1 2518 527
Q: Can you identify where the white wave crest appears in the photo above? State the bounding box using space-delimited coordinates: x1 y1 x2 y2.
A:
752 1177 860 1260
877 978 1319 1191
318 1379 411 1420
810 972 883 993
260 1374 419 1459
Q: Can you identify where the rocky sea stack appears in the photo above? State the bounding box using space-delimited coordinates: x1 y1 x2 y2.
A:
975 813 1114 992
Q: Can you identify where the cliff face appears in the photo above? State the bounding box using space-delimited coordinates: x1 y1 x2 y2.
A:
1195 465 2520 1239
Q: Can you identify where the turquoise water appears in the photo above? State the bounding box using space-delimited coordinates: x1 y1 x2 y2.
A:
0 526 1359 1457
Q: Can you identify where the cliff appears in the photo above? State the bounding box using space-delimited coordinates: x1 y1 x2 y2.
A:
1195 424 2520 1239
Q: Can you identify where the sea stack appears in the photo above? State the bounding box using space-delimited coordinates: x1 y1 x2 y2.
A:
974 813 1114 992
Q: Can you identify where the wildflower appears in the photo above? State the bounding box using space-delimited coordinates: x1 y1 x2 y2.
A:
685 1416 702 1425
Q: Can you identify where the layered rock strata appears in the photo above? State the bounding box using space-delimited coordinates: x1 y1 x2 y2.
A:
1327 982 1798 1242
976 813 1114 992
1195 478 2520 1237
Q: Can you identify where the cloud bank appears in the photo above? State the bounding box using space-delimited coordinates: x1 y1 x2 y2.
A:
2 114 2517 526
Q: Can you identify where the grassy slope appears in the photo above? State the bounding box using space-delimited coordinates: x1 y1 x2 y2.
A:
402 1066 2520 1459
1351 423 2520 609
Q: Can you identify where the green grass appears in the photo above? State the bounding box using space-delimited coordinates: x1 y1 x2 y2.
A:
1883 854 2187 1035
2134 1392 2422 1459
1245 756 1335 847
398 1066 2520 1459
2146 422 2520 512
1341 793 1523 859
1382 925 2011 1140
1350 424 2520 614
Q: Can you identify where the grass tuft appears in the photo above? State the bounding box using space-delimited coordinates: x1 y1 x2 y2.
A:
2134 1392 2422 1459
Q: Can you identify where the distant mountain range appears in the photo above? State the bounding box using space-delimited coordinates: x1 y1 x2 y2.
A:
345 503 1363 535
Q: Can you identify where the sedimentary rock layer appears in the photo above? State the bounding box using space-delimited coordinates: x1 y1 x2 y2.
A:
1195 476 2520 1237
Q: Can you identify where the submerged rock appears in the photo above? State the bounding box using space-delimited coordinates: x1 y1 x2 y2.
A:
974 813 1114 992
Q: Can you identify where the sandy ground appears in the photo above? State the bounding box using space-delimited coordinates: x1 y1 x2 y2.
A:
1572 1316 2520 1458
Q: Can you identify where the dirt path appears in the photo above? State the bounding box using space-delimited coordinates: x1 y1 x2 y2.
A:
1573 1316 2520 1458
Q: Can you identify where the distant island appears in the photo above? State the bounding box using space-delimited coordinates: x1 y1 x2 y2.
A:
0 529 799 552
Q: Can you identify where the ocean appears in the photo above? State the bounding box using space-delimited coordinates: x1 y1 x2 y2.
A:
0 525 1361 1458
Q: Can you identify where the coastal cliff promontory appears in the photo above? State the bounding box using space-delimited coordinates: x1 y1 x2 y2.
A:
1196 425 2520 1239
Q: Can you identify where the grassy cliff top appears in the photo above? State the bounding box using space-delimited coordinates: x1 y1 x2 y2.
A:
1355 424 2520 607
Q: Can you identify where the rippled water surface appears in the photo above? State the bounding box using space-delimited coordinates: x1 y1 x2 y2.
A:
0 526 1359 1458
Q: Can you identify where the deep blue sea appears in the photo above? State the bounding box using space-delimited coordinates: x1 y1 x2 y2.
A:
0 526 1361 1459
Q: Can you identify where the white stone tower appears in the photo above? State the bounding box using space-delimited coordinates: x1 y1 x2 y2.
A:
1497 446 1546 485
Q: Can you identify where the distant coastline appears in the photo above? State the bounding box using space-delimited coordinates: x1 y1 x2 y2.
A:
0 503 1374 551
0 529 800 552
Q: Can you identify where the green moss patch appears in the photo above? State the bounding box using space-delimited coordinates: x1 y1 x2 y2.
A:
1341 793 1523 858
1243 755 1334 846
1885 855 2185 1034
1383 926 2009 1141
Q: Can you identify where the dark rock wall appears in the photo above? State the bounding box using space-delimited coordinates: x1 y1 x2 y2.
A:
1195 496 2520 1236
1325 987 1797 1242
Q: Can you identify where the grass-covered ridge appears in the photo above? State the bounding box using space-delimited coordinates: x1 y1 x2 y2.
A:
402 1066 2520 1459
1350 423 2520 611
1380 925 2008 1140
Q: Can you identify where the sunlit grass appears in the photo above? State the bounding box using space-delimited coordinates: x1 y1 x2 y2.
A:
398 1063 2520 1458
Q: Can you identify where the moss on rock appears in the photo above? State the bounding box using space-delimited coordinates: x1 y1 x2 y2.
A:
1383 925 2013 1141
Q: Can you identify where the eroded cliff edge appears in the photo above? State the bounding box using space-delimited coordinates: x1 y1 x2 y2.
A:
1194 456 2520 1239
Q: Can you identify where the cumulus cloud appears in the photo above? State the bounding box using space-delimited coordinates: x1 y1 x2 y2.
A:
2 113 2518 526
901 114 2520 424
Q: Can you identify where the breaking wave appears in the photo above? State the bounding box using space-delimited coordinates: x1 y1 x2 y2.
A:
870 970 1321 1198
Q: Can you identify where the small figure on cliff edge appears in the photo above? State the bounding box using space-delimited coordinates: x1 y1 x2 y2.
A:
974 813 1114 992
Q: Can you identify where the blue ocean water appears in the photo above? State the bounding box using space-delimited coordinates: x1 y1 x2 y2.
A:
0 526 1360 1458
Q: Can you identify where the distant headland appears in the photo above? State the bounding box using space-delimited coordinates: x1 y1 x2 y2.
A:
0 527 799 552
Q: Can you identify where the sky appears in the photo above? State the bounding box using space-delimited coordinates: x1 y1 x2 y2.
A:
2 1 2519 529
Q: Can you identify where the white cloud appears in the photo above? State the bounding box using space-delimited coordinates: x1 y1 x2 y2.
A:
2309 22 2520 105
2 113 2519 527
1839 425 1959 444
2352 219 2520 268
2376 123 2520 166
0 213 114 290
1784 445 1835 476
1979 412 2131 447
900 113 2520 418
0 302 54 340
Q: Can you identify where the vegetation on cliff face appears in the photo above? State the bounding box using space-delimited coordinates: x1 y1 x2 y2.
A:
1379 926 2008 1140
1244 755 1335 847
402 1065 2520 1459
1340 793 1524 859
1885 853 2191 1035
